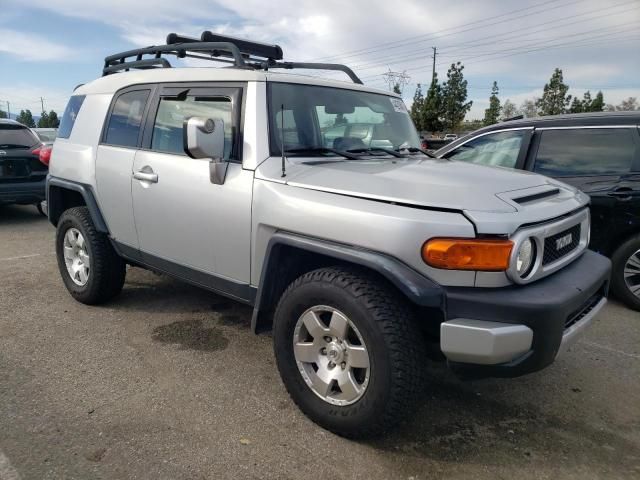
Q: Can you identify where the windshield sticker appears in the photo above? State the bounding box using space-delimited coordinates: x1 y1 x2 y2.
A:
390 97 408 114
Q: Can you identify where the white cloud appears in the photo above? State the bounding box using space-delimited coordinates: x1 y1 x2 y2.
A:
0 28 74 61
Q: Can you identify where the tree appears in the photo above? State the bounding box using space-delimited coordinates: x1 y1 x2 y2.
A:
393 83 401 95
536 68 571 116
500 99 519 120
410 84 425 131
440 62 472 131
48 110 60 128
483 81 501 126
16 109 36 127
569 97 583 113
520 98 538 118
590 91 604 112
37 111 50 128
0 109 7 119
616 97 639 111
422 74 444 132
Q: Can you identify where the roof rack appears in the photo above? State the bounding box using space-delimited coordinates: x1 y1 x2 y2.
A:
102 31 363 84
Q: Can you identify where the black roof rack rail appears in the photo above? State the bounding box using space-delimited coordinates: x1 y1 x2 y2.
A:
102 31 363 84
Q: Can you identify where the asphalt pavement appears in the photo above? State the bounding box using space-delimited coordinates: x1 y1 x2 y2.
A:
1 204 638 480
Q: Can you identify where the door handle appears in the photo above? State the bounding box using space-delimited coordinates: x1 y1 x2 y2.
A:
607 188 633 201
133 170 158 183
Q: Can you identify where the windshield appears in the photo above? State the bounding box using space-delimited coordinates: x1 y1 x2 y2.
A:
268 82 420 157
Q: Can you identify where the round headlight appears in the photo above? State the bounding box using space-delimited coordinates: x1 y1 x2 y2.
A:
516 238 535 277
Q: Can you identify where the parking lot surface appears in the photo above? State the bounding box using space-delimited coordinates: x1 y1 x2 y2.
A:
1 205 639 480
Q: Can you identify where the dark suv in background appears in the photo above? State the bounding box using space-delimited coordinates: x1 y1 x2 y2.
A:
436 112 640 310
0 119 51 215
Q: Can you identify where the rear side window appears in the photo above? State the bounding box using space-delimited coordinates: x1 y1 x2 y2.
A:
535 128 637 176
104 90 150 148
151 96 233 158
0 124 39 148
57 95 85 139
444 130 526 168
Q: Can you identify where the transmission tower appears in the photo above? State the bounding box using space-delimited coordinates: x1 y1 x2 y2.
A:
382 70 410 94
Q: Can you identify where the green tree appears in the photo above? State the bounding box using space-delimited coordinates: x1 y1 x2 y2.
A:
483 81 501 126
569 97 583 113
0 109 7 119
37 111 50 128
393 83 401 95
410 84 425 131
16 109 36 127
536 68 571 116
440 62 472 131
422 73 444 132
589 91 604 112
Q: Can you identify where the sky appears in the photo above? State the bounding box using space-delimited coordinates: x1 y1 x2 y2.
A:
0 0 638 120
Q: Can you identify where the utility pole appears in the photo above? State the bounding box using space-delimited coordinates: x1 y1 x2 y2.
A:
430 47 437 86
40 97 45 114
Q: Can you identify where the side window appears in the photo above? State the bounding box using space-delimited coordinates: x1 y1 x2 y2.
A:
58 95 85 139
104 90 150 148
534 128 637 176
444 130 526 168
151 96 233 158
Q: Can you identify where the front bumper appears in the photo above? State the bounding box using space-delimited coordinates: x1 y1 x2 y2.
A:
441 249 611 378
0 179 46 205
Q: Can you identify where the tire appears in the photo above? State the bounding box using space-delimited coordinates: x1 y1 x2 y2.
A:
611 234 640 311
55 206 126 304
273 266 425 438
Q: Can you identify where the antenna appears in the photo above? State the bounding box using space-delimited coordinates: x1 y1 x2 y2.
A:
280 104 286 178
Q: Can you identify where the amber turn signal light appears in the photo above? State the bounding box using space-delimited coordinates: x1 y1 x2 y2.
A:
422 238 513 271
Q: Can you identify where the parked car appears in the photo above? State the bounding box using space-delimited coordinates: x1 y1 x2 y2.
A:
435 112 640 310
33 127 58 144
0 119 51 215
47 32 610 438
443 133 458 141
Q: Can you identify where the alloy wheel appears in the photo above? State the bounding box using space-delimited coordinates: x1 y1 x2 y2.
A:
293 305 370 406
63 228 90 286
624 248 640 300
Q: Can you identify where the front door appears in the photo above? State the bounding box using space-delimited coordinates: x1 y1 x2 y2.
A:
131 85 253 289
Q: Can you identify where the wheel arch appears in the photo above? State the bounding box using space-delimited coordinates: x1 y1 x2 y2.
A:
47 176 109 233
251 232 445 333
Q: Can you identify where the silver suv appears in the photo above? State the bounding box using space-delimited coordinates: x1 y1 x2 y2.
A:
47 33 611 438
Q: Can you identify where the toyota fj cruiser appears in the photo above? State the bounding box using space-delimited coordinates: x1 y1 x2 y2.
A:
47 32 611 438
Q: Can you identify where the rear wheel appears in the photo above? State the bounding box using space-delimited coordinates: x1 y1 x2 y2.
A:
611 234 640 311
273 266 425 438
55 206 125 304
36 200 47 217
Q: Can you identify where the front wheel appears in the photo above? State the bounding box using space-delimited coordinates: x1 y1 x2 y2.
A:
611 234 640 311
273 266 425 438
55 206 126 304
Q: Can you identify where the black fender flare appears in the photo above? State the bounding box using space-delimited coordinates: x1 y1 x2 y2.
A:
251 232 445 332
46 176 110 233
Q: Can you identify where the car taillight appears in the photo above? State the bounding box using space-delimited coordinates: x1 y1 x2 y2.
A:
32 145 53 166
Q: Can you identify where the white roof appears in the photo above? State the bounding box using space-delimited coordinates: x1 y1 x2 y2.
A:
75 67 396 97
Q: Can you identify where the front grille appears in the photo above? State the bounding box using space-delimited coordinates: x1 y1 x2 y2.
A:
565 290 603 329
543 224 581 265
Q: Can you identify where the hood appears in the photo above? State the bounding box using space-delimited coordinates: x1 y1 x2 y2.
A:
257 156 570 213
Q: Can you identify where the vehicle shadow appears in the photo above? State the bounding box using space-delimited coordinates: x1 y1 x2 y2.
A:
0 204 47 225
365 366 640 472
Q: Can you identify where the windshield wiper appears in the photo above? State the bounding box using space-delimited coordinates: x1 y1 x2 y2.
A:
285 147 360 160
345 147 405 158
396 146 437 158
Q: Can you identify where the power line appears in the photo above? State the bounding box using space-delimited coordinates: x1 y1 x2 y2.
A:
311 0 580 62
349 1 638 72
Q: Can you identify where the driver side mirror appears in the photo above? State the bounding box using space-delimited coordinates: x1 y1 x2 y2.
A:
183 117 228 185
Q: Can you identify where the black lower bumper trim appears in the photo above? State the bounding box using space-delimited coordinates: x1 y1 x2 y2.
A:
444 250 611 379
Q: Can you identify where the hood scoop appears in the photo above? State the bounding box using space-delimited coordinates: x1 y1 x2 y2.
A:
512 188 560 205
